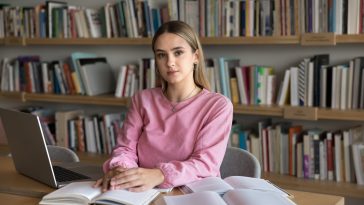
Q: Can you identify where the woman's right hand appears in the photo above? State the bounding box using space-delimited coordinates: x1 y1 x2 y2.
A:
93 167 127 192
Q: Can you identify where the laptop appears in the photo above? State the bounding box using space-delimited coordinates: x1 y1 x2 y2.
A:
0 107 104 188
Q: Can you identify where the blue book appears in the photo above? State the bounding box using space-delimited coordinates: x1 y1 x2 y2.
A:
218 57 228 97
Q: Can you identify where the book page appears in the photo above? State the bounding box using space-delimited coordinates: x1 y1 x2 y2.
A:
224 176 290 197
183 177 234 194
223 189 296 205
41 181 100 203
93 188 159 205
164 191 227 205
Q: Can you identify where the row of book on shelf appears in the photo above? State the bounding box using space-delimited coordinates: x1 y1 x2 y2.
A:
2 53 364 110
2 0 363 39
15 106 126 155
230 119 364 185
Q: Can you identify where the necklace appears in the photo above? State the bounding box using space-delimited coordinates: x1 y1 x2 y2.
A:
165 85 198 112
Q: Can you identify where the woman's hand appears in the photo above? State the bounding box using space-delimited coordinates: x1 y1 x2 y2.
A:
109 167 165 192
93 167 121 192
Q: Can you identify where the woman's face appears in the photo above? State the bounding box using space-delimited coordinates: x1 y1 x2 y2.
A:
154 32 198 86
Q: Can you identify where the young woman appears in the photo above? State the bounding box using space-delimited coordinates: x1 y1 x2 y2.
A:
94 21 233 192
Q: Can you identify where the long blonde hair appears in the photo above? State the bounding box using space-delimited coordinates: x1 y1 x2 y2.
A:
152 21 210 90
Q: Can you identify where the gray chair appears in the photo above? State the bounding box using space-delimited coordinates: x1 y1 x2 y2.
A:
220 147 261 178
47 145 79 163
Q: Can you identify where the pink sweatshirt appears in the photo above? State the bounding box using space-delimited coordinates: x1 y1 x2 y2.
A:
103 87 233 188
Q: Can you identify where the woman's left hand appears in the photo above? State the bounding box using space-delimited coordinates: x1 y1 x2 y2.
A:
109 167 165 192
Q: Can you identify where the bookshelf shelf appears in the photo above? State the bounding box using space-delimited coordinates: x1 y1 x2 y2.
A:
233 105 364 121
318 108 364 121
200 36 300 45
2 92 364 121
233 104 283 117
3 35 364 46
0 91 24 101
263 172 364 199
25 37 152 46
336 34 364 43
24 93 129 106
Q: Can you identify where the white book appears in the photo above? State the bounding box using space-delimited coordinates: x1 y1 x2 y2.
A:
235 67 248 105
331 66 337 109
352 144 364 185
115 65 128 98
41 62 49 93
343 131 352 182
39 181 159 205
347 61 353 109
319 139 327 180
334 133 342 182
277 70 290 106
335 0 343 34
340 66 348 110
85 8 102 38
108 5 119 37
307 62 314 107
150 59 156 88
181 176 291 198
84 116 97 153
290 67 299 106
164 189 295 205
104 3 112 38
266 75 276 106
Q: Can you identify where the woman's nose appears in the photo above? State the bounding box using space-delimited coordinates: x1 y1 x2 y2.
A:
167 55 175 67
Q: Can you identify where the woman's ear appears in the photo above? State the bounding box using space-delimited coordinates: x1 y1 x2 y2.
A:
193 49 199 64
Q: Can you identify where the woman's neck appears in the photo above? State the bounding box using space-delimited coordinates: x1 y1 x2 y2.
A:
164 83 200 103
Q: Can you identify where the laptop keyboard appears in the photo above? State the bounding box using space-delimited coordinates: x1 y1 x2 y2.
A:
53 165 90 182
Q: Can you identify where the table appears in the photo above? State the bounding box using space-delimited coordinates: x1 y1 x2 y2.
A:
0 155 345 205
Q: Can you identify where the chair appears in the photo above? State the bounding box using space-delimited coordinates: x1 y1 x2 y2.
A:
46 145 80 163
220 147 261 178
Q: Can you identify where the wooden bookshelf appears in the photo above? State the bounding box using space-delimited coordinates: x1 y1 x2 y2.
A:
263 172 364 199
4 36 300 46
0 91 24 101
233 104 283 117
24 93 129 106
3 34 364 46
336 34 364 43
25 37 152 46
200 36 300 45
2 92 364 121
233 104 364 121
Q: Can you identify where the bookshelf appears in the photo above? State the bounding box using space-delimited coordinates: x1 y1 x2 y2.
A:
2 34 364 46
1 1 364 203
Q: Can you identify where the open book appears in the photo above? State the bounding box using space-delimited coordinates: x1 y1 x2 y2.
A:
39 181 159 205
164 176 295 205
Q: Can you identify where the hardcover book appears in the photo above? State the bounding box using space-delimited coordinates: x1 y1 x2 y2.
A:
39 181 159 205
166 176 295 205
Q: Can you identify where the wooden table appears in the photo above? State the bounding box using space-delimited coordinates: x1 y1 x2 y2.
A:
0 193 39 205
0 155 345 205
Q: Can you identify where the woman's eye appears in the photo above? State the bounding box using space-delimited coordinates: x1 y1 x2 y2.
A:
157 53 165 58
175 50 183 56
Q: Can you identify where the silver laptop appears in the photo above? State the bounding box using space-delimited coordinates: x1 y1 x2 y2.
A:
0 107 104 188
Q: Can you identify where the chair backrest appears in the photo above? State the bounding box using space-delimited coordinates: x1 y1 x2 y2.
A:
47 145 79 163
220 147 261 178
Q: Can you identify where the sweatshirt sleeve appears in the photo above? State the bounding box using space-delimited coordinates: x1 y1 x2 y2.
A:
156 97 233 188
102 94 142 172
